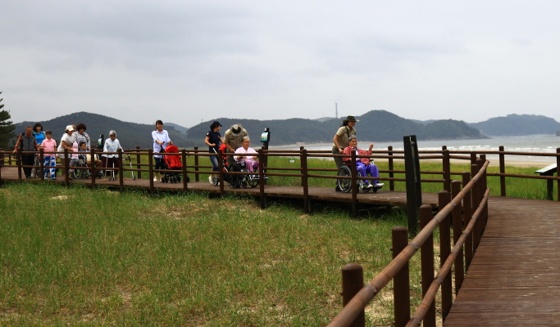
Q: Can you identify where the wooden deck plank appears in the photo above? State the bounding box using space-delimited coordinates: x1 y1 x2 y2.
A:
444 197 560 326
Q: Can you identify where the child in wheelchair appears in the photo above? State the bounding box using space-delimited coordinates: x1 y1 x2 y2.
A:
342 136 383 190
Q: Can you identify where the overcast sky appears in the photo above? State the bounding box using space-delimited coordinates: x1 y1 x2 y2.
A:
2 1 560 128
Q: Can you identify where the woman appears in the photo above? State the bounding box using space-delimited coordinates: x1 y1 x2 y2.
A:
204 120 222 184
342 136 383 189
152 120 173 182
56 125 76 177
31 123 46 178
332 115 358 170
234 136 259 172
102 130 124 180
32 123 46 146
74 123 91 151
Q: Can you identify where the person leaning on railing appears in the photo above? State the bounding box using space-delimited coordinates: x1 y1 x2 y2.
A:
102 130 124 180
13 125 38 179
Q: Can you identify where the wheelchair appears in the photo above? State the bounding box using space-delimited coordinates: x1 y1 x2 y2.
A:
337 162 382 193
212 161 259 188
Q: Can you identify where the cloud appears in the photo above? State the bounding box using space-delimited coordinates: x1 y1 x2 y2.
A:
2 0 560 128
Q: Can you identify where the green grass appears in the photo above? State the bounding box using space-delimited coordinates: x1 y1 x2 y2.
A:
1 155 553 325
0 184 408 326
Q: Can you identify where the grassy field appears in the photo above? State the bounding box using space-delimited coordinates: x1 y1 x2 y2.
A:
0 183 414 326
1 157 554 326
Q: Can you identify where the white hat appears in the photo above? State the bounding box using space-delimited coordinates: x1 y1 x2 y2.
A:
65 125 75 132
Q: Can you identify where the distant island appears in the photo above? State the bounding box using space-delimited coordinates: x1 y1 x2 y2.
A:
13 111 560 149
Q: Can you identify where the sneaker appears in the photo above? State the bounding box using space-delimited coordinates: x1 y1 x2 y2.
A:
375 183 384 189
208 176 213 184
367 183 374 189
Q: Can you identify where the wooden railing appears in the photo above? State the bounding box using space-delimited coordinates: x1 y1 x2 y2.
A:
1 146 558 203
327 158 490 327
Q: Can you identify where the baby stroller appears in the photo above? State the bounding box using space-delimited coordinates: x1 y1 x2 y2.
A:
161 144 185 183
211 144 258 188
70 153 91 179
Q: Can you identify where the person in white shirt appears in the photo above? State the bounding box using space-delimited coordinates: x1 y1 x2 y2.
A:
102 130 124 180
151 120 173 182
234 136 259 172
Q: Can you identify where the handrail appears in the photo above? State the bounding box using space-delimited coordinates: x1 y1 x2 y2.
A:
327 160 490 327
1 146 558 202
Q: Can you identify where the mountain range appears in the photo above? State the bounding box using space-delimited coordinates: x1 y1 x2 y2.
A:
12 111 560 149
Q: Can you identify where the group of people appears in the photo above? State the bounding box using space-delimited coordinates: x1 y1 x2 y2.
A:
204 121 258 184
12 116 381 190
13 123 123 180
332 115 383 191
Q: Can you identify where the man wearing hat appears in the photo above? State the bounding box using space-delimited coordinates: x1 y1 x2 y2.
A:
224 123 248 166
332 115 358 171
204 121 223 184
56 125 76 177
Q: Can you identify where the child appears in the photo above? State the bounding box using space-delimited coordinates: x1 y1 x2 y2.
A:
41 130 57 180
342 136 383 189
68 141 80 178
80 141 103 174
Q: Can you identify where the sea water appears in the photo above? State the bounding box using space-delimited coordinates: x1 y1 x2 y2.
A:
271 134 560 164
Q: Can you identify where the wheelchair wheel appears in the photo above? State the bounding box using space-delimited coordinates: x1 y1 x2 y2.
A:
337 165 353 193
239 169 250 188
247 173 259 188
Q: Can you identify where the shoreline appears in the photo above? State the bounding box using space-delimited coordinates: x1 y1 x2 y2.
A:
269 143 555 168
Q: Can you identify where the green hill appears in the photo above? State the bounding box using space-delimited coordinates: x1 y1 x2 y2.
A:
14 112 186 149
19 109 560 149
185 110 487 147
470 114 560 136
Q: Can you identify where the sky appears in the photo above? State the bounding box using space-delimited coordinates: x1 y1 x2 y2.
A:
2 1 560 128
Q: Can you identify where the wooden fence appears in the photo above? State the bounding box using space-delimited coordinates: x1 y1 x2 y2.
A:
327 158 490 327
1 145 558 202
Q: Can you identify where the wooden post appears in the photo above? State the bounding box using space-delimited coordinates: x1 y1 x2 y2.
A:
148 150 154 192
499 146 506 196
420 204 436 327
438 191 453 320
193 146 200 182
392 226 410 327
451 180 464 292
350 150 358 216
462 172 473 267
442 146 451 192
301 148 310 213
118 149 123 188
341 263 365 327
135 146 142 180
556 148 560 202
388 145 394 191
181 149 188 191
258 148 267 209
404 135 421 234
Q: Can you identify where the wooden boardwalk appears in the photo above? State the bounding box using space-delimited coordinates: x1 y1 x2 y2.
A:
444 196 560 326
0 167 439 208
3 167 560 325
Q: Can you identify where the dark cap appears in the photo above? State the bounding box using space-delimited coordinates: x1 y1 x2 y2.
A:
210 121 222 129
344 115 359 122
